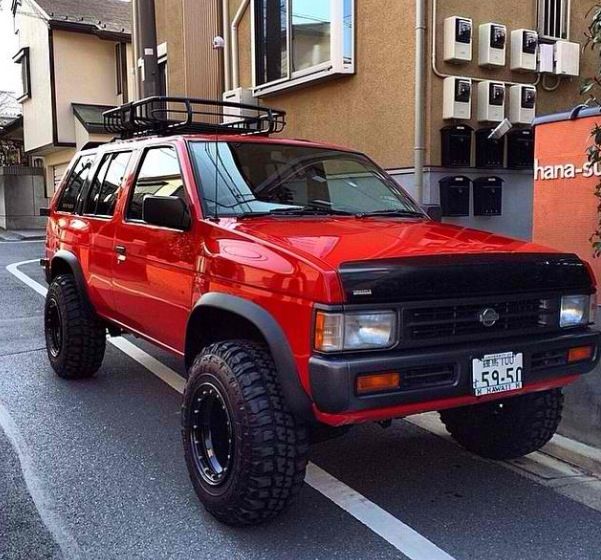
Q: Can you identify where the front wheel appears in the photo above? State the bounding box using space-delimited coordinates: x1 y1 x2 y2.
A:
182 341 309 526
439 389 564 460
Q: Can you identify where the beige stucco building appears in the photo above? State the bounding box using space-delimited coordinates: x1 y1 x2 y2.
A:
10 0 134 195
143 0 596 240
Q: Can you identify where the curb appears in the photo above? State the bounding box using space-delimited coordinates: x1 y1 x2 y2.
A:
0 231 45 242
542 434 601 478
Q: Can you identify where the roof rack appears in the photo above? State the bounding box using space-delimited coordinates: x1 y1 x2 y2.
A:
103 96 286 139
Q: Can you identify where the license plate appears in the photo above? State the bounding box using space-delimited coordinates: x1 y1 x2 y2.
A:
472 352 523 396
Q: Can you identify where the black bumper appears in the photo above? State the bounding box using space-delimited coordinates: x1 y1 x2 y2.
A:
309 329 600 414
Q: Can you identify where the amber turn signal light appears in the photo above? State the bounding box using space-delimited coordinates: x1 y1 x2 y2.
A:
356 372 401 395
568 345 594 363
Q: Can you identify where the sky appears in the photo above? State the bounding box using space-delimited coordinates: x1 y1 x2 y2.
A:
0 2 20 94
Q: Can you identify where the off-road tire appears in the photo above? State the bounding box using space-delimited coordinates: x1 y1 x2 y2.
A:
44 274 106 379
182 340 309 526
439 389 564 460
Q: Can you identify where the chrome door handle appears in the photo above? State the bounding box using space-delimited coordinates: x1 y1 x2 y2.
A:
115 245 127 263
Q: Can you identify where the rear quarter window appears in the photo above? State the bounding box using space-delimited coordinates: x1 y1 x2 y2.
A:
56 154 96 213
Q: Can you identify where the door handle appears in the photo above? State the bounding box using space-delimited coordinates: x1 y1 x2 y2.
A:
115 245 127 263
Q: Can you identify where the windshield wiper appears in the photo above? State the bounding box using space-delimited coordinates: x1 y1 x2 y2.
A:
355 209 425 218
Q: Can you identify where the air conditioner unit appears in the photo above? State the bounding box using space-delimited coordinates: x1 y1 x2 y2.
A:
555 41 580 77
511 29 538 72
509 85 536 125
222 88 255 124
444 16 473 63
443 77 472 120
479 23 507 67
477 81 506 123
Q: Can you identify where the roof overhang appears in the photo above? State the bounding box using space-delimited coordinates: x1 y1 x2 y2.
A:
49 20 131 42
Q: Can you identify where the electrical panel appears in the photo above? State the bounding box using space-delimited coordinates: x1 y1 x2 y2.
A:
443 77 472 120
444 16 473 63
441 125 473 167
555 41 580 76
507 128 534 169
538 43 555 73
473 177 503 216
439 176 471 217
479 23 507 67
475 128 504 168
477 81 506 123
510 29 538 72
509 85 536 124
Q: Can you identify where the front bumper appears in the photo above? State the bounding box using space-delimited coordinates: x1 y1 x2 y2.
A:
309 329 600 414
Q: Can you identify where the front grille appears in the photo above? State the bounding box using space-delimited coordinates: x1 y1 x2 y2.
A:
403 296 559 344
401 365 457 390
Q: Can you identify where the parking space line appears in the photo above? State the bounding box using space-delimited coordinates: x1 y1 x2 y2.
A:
6 259 457 560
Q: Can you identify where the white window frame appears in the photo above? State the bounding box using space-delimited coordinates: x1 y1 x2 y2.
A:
537 0 571 41
251 0 355 97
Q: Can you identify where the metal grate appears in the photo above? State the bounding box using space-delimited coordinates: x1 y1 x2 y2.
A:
531 349 568 371
401 365 457 390
538 0 570 40
404 297 558 343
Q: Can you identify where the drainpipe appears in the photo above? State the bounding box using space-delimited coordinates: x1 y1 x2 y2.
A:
137 0 159 97
231 0 250 90
223 0 232 92
414 0 426 204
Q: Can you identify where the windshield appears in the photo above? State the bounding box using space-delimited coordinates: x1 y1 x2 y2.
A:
188 142 424 218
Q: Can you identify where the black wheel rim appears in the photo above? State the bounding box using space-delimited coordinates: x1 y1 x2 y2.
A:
189 382 234 487
46 298 62 358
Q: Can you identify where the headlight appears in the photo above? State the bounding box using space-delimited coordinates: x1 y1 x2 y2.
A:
560 295 593 328
315 311 396 352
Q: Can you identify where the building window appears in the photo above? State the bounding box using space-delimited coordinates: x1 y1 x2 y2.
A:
115 43 128 101
252 0 355 95
538 0 570 40
12 47 31 101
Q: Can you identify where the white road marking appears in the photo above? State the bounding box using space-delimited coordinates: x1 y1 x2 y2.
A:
6 258 458 560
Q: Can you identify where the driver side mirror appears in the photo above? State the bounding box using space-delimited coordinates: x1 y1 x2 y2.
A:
143 195 191 230
422 205 443 222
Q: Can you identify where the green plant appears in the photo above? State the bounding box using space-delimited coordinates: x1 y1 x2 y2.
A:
583 4 601 256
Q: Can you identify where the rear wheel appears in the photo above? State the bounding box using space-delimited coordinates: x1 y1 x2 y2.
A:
439 389 564 460
182 340 309 526
44 274 106 379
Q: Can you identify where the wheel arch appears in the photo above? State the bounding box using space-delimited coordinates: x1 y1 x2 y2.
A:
185 293 314 421
49 250 92 308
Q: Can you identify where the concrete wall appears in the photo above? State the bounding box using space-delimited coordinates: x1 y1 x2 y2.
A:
16 0 54 153
0 167 48 230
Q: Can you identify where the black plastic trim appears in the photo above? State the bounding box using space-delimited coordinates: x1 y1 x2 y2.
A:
309 329 600 414
188 293 314 421
49 250 93 311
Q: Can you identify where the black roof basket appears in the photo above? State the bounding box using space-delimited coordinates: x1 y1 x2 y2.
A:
103 96 286 139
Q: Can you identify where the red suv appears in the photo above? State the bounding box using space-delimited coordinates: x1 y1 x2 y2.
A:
42 97 600 526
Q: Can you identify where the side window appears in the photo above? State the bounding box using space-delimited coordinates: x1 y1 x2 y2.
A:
98 152 131 216
56 155 95 213
127 146 185 221
84 155 111 215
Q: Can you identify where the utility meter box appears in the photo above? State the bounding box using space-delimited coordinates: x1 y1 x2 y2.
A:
443 77 472 120
507 128 534 169
511 29 538 72
439 176 471 217
509 85 536 124
441 125 473 167
539 43 555 73
477 81 506 122
479 23 507 67
475 128 504 168
555 41 580 76
473 177 503 216
444 16 473 63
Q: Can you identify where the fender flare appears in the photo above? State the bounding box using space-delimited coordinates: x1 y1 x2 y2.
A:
50 250 92 309
187 293 314 421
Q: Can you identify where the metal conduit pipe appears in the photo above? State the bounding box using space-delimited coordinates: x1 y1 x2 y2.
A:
414 0 427 205
223 0 232 92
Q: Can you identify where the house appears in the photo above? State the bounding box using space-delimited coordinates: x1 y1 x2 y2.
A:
10 0 134 195
142 0 594 240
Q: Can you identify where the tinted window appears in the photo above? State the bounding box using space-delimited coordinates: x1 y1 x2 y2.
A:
56 155 95 213
84 155 111 214
127 146 185 221
98 152 131 216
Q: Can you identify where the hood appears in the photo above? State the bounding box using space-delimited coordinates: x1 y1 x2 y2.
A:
232 217 555 270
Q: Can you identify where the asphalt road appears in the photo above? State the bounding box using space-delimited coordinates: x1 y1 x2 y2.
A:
2 240 601 560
